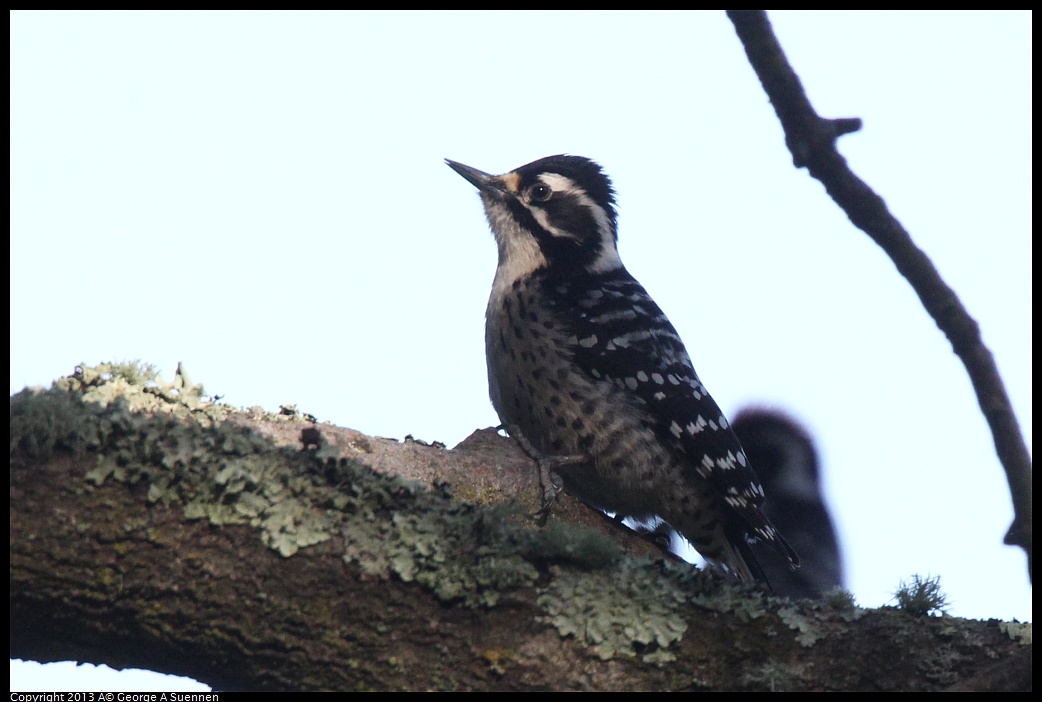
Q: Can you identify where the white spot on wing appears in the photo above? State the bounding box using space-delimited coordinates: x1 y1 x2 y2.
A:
611 330 653 347
590 309 638 324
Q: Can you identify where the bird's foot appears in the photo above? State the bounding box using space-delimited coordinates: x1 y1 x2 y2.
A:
499 424 589 524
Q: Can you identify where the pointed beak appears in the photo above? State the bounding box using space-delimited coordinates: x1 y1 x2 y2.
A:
445 159 501 194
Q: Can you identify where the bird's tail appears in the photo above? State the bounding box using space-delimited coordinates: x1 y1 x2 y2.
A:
730 537 771 590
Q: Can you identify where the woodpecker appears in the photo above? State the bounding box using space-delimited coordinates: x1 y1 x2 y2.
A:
446 155 798 584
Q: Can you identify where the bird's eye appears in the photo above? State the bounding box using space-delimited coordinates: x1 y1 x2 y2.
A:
529 184 552 202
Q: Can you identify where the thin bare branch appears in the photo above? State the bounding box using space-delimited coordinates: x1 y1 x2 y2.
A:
726 10 1031 578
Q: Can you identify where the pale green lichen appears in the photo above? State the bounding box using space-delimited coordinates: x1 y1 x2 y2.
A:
776 604 824 647
998 621 1031 644
59 361 226 418
538 559 702 662
693 581 867 649
690 581 769 623
11 363 559 607
13 362 863 662
14 363 340 558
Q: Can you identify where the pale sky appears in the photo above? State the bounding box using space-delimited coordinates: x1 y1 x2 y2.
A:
11 10 1031 690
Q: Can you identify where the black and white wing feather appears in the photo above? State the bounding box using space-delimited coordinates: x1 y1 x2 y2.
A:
549 267 799 568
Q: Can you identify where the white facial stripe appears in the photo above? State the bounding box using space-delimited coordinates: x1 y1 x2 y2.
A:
529 207 566 239
535 174 621 273
537 173 582 196
537 173 616 240
485 198 548 294
480 169 623 280
587 239 623 273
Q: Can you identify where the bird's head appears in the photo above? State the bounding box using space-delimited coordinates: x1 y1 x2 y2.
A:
446 155 621 278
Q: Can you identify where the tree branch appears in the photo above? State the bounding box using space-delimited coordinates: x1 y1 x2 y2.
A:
726 9 1032 578
8 365 1032 690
